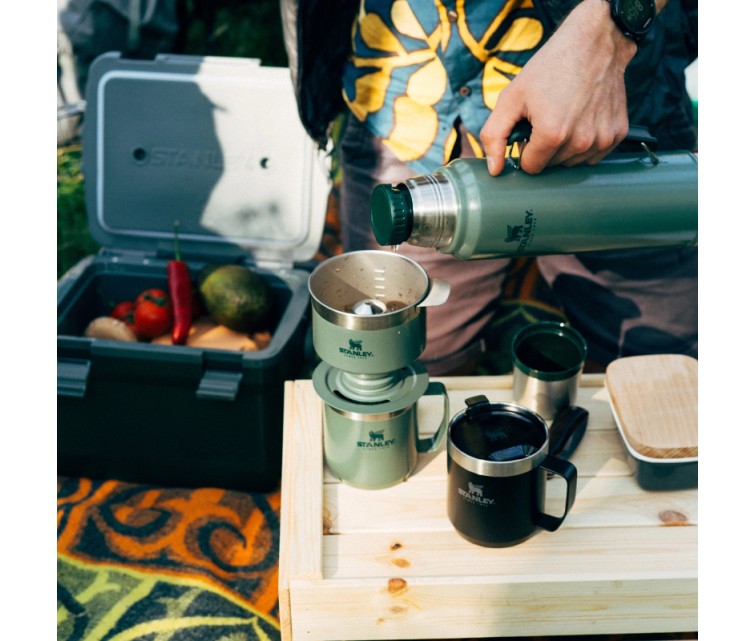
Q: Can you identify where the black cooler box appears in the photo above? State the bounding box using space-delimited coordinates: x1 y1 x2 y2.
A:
57 53 329 491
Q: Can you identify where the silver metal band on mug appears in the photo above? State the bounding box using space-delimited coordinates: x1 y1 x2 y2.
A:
447 401 549 477
325 404 411 423
448 438 547 477
310 296 422 330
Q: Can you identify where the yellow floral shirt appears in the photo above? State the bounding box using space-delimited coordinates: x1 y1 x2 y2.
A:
343 0 545 173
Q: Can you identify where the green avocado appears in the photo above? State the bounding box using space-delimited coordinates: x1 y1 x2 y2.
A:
198 264 274 333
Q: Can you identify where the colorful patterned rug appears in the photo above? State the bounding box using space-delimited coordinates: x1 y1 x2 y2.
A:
57 477 281 641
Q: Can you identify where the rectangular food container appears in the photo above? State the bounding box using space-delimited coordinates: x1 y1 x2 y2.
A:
605 354 698 491
57 52 329 491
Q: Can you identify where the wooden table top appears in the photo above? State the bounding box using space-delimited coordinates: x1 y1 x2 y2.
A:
278 374 697 641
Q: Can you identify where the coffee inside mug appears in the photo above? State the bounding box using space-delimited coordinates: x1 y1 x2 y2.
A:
512 322 586 380
450 402 545 464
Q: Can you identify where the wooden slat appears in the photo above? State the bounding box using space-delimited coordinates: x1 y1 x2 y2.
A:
278 381 295 641
278 380 325 641
289 570 697 640
432 373 606 391
325 476 698 535
321 524 697 580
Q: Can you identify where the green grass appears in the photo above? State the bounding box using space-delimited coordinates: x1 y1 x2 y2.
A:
57 145 98 279
182 1 287 66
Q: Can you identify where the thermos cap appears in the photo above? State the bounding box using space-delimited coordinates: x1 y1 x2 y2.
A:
370 183 413 246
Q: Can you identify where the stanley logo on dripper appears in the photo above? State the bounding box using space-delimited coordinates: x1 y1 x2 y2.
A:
339 338 374 359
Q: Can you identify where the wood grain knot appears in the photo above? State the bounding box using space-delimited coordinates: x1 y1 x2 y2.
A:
387 578 408 595
390 541 402 551
659 509 688 526
391 557 410 568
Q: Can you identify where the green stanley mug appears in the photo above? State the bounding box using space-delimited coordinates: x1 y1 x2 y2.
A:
314 363 449 489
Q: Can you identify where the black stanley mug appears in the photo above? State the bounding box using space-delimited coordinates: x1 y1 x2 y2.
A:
447 395 578 547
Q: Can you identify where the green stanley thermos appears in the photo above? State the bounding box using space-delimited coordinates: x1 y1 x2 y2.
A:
370 144 698 260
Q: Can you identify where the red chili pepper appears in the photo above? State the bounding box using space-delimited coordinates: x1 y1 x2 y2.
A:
168 221 193 345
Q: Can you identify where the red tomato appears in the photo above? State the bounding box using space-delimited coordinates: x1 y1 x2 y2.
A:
136 288 169 307
110 300 135 321
110 300 137 332
133 288 172 339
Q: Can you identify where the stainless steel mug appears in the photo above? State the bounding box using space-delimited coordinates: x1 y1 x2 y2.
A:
447 395 577 547
511 321 587 420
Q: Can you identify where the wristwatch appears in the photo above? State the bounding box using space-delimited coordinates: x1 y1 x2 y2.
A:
606 0 656 42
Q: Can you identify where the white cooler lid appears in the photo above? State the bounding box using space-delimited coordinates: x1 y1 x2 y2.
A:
83 52 329 268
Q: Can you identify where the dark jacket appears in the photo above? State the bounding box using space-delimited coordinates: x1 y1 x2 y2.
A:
281 0 697 152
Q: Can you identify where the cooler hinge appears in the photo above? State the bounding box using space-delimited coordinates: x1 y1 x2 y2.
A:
98 247 155 266
196 370 243 401
58 358 91 398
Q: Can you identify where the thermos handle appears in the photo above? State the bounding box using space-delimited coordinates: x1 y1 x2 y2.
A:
617 125 659 153
417 381 450 453
535 454 578 532
508 119 658 153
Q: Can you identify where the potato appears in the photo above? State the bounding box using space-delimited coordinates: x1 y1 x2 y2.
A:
84 317 138 342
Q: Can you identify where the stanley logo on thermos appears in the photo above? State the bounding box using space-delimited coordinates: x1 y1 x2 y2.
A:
505 210 536 252
339 338 374 358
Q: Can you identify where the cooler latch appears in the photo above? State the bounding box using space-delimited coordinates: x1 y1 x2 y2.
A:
58 358 91 398
197 370 243 401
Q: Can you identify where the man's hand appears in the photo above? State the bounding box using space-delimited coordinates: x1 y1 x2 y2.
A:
480 0 639 175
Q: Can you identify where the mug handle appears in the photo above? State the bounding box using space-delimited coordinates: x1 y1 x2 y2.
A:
536 454 578 532
417 382 449 453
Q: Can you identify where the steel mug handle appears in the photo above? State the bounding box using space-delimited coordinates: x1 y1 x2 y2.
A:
417 382 449 453
536 454 578 532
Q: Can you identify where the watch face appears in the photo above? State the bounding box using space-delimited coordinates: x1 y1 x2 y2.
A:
619 0 655 35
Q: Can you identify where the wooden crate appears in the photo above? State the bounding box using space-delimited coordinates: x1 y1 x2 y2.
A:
279 374 697 640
